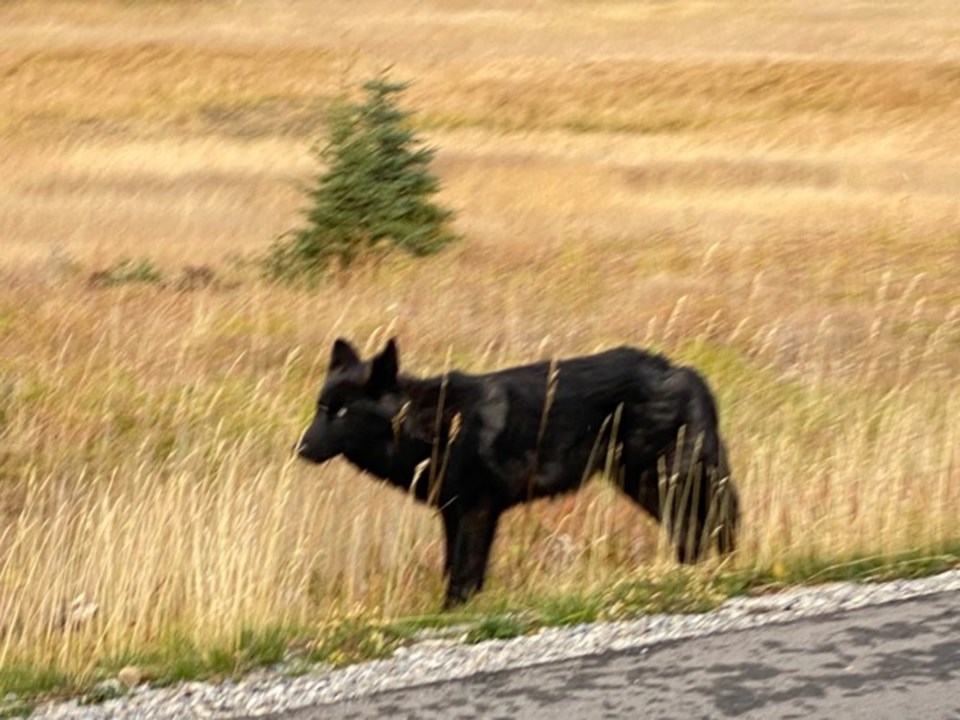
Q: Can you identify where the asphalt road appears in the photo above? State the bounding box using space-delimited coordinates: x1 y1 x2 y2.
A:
264 591 960 720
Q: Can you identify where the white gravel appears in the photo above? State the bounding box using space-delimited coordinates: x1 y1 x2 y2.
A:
25 569 960 719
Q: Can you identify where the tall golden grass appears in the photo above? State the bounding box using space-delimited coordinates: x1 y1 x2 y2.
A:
0 0 958 687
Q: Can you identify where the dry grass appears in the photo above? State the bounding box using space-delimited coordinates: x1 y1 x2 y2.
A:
1 0 959 692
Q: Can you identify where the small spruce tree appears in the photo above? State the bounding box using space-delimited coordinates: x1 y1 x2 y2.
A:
266 76 458 279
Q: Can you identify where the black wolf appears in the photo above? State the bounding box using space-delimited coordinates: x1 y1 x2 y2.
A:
297 338 740 608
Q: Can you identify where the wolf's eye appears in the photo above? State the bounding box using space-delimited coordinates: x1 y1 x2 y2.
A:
336 407 349 419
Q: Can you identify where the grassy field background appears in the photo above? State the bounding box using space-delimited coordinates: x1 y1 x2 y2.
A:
1 0 959 698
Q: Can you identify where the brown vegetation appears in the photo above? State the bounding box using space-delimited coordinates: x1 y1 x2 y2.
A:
0 0 958 686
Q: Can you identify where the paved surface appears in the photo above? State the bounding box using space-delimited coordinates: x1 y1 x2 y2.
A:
262 590 960 719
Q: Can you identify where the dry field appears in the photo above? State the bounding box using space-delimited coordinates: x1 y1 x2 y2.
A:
1 0 959 691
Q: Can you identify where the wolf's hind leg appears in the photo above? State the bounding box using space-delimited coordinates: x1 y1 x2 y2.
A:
619 448 712 564
617 464 662 522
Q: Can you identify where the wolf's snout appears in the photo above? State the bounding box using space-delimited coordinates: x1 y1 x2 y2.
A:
295 426 315 460
296 440 321 463
296 421 338 464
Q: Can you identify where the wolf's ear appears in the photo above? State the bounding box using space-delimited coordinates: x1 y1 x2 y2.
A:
329 338 361 371
368 338 399 394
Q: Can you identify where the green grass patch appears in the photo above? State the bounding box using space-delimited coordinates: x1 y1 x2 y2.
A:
0 665 72 703
88 626 295 691
464 614 536 644
534 592 604 626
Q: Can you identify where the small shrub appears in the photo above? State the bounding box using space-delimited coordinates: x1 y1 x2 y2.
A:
306 621 406 666
79 680 125 706
265 75 458 280
174 265 216 292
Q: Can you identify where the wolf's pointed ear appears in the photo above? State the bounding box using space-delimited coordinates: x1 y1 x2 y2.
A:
329 338 361 371
368 338 399 394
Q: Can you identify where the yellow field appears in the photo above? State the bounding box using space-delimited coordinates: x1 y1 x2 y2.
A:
1 0 959 687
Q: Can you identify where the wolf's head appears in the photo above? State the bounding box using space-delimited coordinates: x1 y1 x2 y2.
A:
297 338 402 476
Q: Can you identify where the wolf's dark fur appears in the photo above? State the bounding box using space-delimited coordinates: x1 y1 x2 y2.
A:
298 338 740 608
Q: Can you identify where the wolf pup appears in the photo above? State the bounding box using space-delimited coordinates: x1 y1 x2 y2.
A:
298 338 740 608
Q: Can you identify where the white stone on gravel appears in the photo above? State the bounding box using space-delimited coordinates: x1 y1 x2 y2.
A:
26 569 960 720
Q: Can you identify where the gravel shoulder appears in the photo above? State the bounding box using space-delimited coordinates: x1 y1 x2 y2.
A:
28 569 960 720
280 588 960 720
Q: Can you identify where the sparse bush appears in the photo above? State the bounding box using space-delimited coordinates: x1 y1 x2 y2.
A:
265 75 458 280
88 258 164 288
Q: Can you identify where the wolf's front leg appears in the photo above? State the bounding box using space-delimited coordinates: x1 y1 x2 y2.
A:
443 499 501 609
